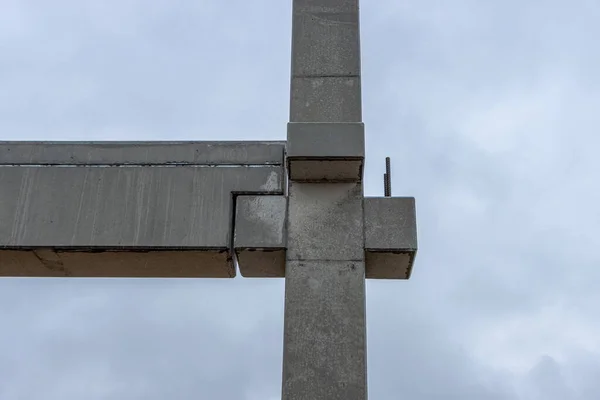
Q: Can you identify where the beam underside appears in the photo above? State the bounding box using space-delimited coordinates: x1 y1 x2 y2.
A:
283 1 367 399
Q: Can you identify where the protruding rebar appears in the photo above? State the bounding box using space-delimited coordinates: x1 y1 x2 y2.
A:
384 157 392 197
384 173 389 196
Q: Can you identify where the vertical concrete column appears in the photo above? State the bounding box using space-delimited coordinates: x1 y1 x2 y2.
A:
283 1 367 399
289 0 362 123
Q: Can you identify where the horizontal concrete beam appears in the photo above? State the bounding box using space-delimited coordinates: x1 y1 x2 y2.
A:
233 193 419 279
0 141 285 165
0 141 285 278
234 195 287 278
0 142 418 279
364 197 418 279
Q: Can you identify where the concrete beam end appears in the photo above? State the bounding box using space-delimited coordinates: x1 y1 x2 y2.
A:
236 249 286 278
365 251 417 280
234 195 287 278
364 196 418 280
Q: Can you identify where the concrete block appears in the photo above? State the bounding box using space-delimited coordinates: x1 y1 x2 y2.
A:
364 197 418 279
290 77 362 123
286 122 364 182
287 182 364 261
234 195 287 277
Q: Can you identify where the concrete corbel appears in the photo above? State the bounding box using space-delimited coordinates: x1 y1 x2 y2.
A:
364 197 418 279
234 195 287 277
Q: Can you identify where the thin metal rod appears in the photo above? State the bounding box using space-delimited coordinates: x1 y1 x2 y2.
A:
384 157 392 197
384 173 388 196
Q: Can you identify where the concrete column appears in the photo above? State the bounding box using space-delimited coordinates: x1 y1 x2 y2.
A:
289 0 362 123
283 1 367 399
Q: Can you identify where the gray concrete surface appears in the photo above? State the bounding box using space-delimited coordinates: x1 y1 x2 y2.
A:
286 183 364 262
364 197 418 251
1 249 231 278
364 197 418 279
283 1 367 398
0 142 285 278
234 195 287 277
290 77 362 123
0 141 285 165
0 166 282 249
291 2 360 77
289 2 361 121
286 122 364 182
283 183 367 399
282 260 367 398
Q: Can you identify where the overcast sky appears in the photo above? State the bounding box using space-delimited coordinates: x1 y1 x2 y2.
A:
1 0 599 399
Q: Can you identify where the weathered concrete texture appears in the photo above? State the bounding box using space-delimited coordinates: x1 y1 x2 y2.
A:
283 182 366 399
286 122 364 182
0 166 282 248
290 0 361 124
0 141 285 277
236 250 286 278
364 197 417 250
0 249 232 278
365 252 413 280
286 183 364 262
282 260 367 400
0 141 285 165
364 197 418 279
291 3 360 77
234 195 287 278
290 77 362 123
287 123 364 158
286 160 362 183
285 0 367 397
293 0 358 11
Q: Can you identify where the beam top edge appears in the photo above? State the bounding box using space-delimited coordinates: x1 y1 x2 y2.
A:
0 141 286 166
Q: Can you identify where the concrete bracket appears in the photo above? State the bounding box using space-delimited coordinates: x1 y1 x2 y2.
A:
286 122 365 182
233 195 287 277
364 196 418 279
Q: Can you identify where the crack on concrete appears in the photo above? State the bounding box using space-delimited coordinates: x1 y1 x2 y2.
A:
32 249 72 277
